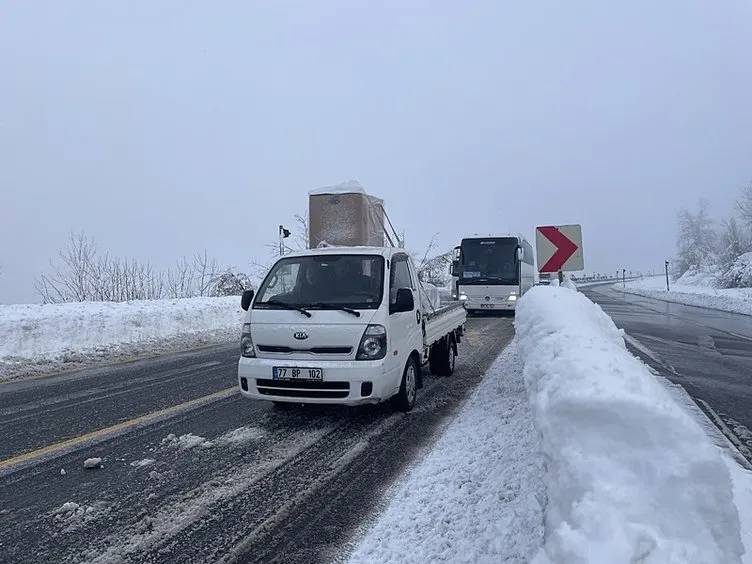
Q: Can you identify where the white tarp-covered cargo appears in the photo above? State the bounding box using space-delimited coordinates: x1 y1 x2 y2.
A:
308 180 385 248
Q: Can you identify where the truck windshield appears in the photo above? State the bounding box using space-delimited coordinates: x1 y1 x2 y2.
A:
459 238 519 285
254 254 385 310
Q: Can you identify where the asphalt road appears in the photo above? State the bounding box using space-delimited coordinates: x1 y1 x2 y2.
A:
583 285 752 459
0 316 514 564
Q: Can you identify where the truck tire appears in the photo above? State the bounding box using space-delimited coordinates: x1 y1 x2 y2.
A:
446 335 456 375
393 356 418 412
429 336 455 376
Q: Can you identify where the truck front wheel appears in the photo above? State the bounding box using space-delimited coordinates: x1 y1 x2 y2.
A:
393 356 418 412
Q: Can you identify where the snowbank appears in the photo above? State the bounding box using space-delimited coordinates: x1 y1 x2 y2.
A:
622 275 752 316
348 344 545 563
0 296 243 380
723 252 752 288
516 286 745 563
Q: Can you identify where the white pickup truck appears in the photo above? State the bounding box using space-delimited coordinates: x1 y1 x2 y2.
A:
237 246 466 411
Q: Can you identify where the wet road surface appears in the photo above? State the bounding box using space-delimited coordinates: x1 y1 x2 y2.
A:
584 285 752 460
0 316 514 564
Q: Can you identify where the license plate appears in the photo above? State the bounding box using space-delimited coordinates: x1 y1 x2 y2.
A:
480 304 495 309
273 367 323 381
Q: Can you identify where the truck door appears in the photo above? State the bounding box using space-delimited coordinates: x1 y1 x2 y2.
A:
388 254 421 373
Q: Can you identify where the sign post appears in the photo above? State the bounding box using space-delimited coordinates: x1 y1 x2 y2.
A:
536 225 584 280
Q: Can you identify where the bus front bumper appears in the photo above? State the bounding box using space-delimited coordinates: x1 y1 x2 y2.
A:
464 299 517 311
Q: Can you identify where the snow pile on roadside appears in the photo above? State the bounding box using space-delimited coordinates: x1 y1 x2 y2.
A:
348 344 546 564
516 286 745 564
561 277 577 291
677 265 720 287
0 296 243 380
622 275 752 316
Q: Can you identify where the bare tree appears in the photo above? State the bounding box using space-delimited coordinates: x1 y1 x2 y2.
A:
36 232 97 303
166 256 193 299
193 250 219 297
36 232 226 303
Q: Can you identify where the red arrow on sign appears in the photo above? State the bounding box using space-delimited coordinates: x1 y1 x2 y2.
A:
538 226 578 272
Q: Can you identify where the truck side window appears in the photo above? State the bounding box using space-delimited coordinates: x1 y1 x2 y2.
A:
390 256 412 304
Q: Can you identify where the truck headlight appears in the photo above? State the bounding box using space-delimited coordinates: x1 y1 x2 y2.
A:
356 324 387 360
459 294 468 301
240 323 256 358
507 295 517 301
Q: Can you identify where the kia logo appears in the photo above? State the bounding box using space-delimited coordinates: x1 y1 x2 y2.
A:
293 331 309 340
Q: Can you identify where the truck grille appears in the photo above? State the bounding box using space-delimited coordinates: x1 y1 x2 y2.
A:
255 378 350 399
256 346 352 355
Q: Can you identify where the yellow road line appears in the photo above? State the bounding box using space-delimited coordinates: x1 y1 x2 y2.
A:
0 386 238 473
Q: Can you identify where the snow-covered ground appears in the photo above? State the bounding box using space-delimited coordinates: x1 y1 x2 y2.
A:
0 296 244 381
516 286 748 563
621 274 752 316
351 285 752 564
348 344 546 563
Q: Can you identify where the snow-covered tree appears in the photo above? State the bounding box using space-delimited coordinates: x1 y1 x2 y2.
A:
675 200 717 276
211 269 254 296
737 181 752 232
717 216 752 288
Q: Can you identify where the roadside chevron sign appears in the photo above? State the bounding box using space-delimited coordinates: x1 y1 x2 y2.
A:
535 224 584 273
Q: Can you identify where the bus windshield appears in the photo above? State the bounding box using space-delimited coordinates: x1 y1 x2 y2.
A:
459 238 519 285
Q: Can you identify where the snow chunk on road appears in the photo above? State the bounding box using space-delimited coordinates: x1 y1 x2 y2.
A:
52 501 81 516
215 425 266 446
349 343 545 563
516 286 745 564
83 457 102 469
129 458 155 468
161 433 212 450
51 500 109 531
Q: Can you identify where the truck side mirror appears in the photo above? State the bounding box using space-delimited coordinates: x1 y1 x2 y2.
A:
451 260 460 277
391 288 414 314
516 247 524 262
240 289 255 311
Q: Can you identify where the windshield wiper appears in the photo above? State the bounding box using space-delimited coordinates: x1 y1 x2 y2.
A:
304 303 361 317
257 300 312 317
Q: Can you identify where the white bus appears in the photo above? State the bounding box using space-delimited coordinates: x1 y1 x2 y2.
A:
452 235 535 312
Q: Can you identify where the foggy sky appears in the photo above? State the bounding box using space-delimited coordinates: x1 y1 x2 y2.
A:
2 1 752 303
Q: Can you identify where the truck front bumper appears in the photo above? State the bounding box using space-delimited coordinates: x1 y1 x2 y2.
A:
237 357 402 406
